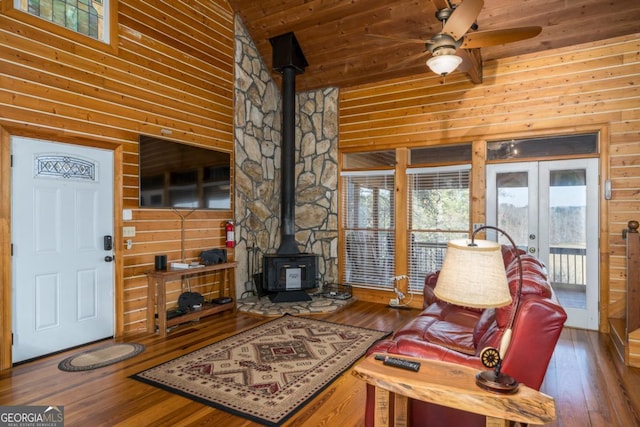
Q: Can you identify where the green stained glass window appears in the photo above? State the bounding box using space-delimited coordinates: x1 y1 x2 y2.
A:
15 0 107 41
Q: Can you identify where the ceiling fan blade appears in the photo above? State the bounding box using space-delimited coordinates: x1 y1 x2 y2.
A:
366 33 427 44
384 50 432 71
460 26 542 48
441 0 484 41
431 0 452 10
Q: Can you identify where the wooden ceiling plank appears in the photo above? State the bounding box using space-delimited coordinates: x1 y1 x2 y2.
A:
239 0 374 35
230 0 640 91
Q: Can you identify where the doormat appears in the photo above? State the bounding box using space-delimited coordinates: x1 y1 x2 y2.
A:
132 315 390 426
58 343 145 372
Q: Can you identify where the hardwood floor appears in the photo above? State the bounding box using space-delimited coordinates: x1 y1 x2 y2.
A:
0 301 638 426
542 327 640 426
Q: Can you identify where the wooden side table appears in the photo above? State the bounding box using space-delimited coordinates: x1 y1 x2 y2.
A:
145 262 237 337
353 353 557 427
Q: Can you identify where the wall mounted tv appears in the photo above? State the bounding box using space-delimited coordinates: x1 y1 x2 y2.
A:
139 135 231 209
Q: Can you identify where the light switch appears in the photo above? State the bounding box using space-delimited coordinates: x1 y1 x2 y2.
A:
123 226 136 237
122 209 133 221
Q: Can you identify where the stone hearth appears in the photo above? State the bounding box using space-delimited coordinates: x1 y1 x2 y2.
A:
237 294 355 317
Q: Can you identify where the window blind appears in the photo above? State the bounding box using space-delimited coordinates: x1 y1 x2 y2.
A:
407 165 470 293
341 171 395 289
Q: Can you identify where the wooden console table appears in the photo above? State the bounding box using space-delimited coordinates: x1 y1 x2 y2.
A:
145 262 237 337
353 353 557 427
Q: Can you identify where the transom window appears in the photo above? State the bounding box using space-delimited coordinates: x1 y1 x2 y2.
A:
14 0 109 41
487 133 598 161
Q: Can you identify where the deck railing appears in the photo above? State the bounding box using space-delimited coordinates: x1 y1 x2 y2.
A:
547 246 587 288
409 242 447 291
408 242 587 292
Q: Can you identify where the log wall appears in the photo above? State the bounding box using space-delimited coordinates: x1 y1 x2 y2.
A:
0 0 235 368
339 34 640 331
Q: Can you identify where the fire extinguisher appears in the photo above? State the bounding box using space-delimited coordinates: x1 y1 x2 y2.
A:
225 220 235 248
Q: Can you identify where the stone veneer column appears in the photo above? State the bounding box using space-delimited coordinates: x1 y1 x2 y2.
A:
234 16 339 296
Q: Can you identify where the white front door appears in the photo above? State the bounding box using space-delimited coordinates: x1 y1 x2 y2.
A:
487 158 599 330
11 137 115 362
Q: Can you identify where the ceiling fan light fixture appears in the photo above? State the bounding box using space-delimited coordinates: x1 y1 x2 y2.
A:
426 54 463 76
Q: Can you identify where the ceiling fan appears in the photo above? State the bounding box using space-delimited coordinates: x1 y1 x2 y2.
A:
370 0 542 82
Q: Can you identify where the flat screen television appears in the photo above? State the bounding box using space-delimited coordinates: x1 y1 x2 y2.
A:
139 135 231 209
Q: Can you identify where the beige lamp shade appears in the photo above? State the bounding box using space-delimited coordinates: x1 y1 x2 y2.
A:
434 239 512 308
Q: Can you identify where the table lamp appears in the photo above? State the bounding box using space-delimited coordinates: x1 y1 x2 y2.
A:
434 225 523 393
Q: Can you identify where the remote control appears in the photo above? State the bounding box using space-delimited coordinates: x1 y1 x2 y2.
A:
374 354 421 372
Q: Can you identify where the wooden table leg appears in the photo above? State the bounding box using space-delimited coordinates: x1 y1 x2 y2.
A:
146 276 155 334
230 266 236 311
374 387 391 427
486 417 510 427
156 277 167 337
394 394 409 427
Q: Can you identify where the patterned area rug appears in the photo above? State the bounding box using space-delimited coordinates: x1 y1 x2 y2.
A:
132 315 390 426
58 343 145 372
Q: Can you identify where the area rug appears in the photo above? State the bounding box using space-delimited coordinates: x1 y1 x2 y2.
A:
132 315 390 426
58 343 145 372
237 294 356 317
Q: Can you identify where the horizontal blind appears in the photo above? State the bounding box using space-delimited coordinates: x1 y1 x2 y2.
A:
408 166 470 293
341 171 395 289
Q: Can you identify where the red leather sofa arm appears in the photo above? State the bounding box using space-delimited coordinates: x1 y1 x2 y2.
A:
368 336 484 369
423 270 439 307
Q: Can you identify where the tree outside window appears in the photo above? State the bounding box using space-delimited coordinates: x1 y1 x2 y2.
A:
407 166 470 292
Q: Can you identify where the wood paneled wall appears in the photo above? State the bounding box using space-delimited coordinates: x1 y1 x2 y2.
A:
0 0 235 367
339 34 640 331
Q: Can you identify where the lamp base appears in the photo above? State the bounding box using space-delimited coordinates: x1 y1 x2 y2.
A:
475 370 519 394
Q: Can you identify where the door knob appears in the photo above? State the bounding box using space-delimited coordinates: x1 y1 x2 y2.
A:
104 255 114 262
528 247 536 254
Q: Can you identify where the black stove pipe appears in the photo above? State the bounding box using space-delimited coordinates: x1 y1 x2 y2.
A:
277 65 299 254
269 32 308 255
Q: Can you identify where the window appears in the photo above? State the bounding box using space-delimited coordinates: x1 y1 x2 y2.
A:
341 170 395 289
407 165 470 293
11 0 112 43
342 150 396 169
410 144 473 165
340 147 471 294
487 133 598 161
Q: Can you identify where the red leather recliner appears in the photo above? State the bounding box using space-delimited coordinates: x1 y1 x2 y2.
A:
365 247 567 426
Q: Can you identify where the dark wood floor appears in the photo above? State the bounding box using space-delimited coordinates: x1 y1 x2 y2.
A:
0 301 639 426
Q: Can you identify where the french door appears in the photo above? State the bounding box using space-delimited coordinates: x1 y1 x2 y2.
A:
486 158 599 330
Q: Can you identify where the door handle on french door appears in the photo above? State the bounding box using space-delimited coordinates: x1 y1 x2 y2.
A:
104 256 114 262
